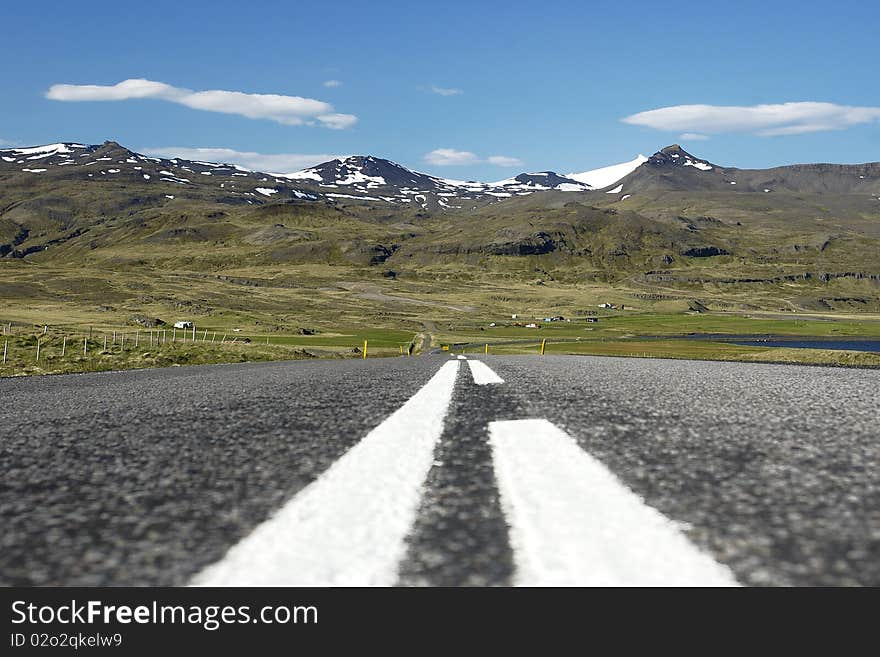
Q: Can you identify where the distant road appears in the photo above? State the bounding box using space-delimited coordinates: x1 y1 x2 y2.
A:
1 355 877 586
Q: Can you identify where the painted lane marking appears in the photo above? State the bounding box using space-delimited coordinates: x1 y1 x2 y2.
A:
192 360 460 586
488 419 739 587
467 359 504 385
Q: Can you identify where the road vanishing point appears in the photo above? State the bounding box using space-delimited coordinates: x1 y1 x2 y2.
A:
1 354 878 586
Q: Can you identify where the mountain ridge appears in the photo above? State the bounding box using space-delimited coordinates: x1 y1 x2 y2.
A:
3 140 879 212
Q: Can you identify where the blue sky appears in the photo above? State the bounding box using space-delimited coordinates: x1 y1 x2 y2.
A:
1 0 877 178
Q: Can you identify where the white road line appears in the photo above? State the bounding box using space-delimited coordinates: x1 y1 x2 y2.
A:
488 419 739 587
191 360 460 586
467 359 504 385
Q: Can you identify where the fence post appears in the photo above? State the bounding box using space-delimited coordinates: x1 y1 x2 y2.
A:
203 329 208 342
135 330 139 348
173 327 176 343
36 338 40 362
104 335 107 351
221 333 226 344
62 336 67 357
121 333 125 351
83 337 88 356
211 332 216 343
2 338 6 364
192 325 196 342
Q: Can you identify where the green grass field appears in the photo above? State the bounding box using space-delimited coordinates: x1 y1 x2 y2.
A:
2 258 879 376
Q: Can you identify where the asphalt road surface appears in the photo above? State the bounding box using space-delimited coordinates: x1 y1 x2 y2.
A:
1 355 877 586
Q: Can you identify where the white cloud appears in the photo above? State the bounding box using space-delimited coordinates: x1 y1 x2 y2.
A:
46 78 357 129
623 102 880 137
424 148 522 167
679 132 710 141
430 85 463 96
323 80 342 88
487 155 523 167
142 147 342 174
424 148 480 166
315 113 358 130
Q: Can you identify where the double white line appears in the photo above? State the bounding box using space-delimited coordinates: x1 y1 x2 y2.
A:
193 359 737 587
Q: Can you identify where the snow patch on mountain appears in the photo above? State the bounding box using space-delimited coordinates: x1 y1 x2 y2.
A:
567 155 648 189
683 159 713 171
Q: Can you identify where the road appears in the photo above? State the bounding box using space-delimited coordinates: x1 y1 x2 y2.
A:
0 355 877 586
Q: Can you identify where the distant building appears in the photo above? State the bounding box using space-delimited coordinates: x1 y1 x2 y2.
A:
598 303 615 309
173 321 194 329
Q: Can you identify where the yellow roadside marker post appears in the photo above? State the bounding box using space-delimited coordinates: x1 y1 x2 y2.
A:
540 338 546 355
485 343 489 354
363 340 368 359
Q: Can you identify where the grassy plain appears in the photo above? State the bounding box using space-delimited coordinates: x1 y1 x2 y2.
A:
2 258 879 376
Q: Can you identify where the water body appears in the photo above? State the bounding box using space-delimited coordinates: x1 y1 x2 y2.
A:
725 338 880 353
680 334 880 353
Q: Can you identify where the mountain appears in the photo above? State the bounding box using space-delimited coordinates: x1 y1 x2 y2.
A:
609 144 880 196
0 144 598 211
1 139 878 317
283 156 592 207
0 140 321 198
4 141 878 214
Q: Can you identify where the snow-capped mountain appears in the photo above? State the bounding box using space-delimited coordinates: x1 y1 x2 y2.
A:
0 141 321 203
282 156 592 208
646 144 715 170
3 141 876 213
607 144 880 196
0 144 606 210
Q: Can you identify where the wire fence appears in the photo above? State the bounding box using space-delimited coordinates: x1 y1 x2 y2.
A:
0 321 260 372
0 321 414 374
